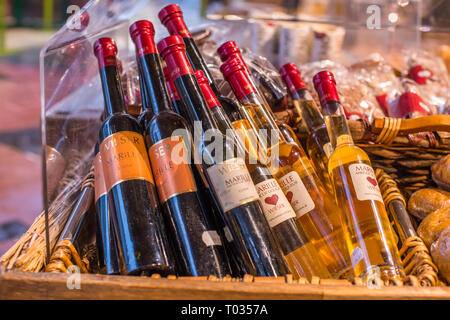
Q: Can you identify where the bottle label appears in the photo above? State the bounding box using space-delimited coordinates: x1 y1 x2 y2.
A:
255 178 296 228
349 163 383 203
94 152 107 202
201 231 223 247
149 136 197 203
278 171 315 218
206 157 259 212
100 131 154 191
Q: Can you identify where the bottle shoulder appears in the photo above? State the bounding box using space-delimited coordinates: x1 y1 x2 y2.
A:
328 144 371 170
100 113 142 140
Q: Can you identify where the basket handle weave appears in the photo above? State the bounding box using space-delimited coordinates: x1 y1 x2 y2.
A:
373 115 450 144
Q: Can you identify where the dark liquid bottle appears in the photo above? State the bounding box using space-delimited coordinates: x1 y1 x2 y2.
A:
164 58 244 277
94 142 121 275
130 20 230 277
158 4 240 114
158 35 287 277
196 69 329 280
94 37 174 276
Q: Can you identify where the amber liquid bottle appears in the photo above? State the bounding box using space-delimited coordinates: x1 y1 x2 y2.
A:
196 69 329 280
313 71 405 282
130 20 231 277
221 57 352 279
94 37 174 275
280 63 333 190
158 35 288 277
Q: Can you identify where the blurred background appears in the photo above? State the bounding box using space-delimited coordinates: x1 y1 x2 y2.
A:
0 0 449 255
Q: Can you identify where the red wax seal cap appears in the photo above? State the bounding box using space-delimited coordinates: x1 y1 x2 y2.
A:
157 35 185 59
220 57 247 79
217 41 240 62
158 4 192 38
279 63 306 93
220 57 256 100
313 71 340 106
93 37 118 68
158 4 183 25
313 70 336 89
158 35 194 79
130 20 157 58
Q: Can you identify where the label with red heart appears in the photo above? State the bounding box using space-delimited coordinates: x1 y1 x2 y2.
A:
366 177 378 187
278 171 315 218
255 178 296 228
349 163 383 203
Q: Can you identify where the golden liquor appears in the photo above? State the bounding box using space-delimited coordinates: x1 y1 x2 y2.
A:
280 63 333 191
221 57 353 279
314 71 405 282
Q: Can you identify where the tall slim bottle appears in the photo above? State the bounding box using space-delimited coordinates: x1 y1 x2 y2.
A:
158 4 241 116
313 71 405 282
130 20 230 277
158 35 287 277
280 63 333 190
94 142 121 275
196 70 330 280
94 37 174 276
164 58 244 277
221 57 352 279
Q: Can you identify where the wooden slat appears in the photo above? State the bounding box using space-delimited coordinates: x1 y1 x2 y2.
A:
1 271 450 300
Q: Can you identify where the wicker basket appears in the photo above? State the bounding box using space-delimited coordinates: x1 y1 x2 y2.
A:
1 115 450 300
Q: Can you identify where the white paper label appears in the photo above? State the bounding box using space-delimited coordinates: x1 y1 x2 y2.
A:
207 158 259 212
255 178 296 228
278 171 315 218
201 231 222 247
349 163 383 203
350 246 364 269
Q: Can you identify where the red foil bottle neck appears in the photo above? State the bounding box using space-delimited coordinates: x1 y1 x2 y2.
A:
221 64 257 101
163 67 180 102
280 63 306 94
93 37 118 69
195 70 220 108
130 20 157 58
313 71 340 107
157 36 194 80
217 41 240 62
158 4 192 38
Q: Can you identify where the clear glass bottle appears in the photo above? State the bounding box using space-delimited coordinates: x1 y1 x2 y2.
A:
313 70 405 282
221 57 352 279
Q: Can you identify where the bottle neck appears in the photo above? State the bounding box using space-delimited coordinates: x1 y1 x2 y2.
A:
182 37 220 97
227 71 285 146
173 73 219 132
99 65 127 117
139 53 172 116
322 100 354 148
291 88 326 133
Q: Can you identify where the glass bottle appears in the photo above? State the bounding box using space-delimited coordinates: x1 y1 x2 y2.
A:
221 57 352 279
313 70 405 282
